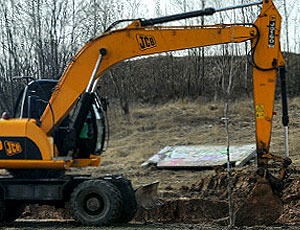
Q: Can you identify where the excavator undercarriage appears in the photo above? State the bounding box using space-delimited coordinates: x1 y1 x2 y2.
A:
0 174 137 225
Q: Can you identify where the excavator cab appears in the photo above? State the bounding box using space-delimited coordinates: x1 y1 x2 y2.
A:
13 79 107 158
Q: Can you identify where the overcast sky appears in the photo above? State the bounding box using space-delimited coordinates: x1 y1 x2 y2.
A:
140 0 167 17
139 0 298 52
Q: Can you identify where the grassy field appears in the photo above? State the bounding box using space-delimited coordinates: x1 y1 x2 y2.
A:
91 97 300 189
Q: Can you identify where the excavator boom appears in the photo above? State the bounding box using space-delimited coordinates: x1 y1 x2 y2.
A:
40 24 257 133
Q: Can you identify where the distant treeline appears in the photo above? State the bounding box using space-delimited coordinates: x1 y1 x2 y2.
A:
1 52 299 115
0 1 298 115
97 52 300 114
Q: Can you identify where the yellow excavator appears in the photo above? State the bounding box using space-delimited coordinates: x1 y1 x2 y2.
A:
0 0 290 225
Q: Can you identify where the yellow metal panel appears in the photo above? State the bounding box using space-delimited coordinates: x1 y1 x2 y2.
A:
0 119 26 136
71 157 101 167
0 119 53 160
0 160 72 169
25 120 54 160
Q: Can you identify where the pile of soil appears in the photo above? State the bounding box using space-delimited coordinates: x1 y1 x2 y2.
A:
135 166 300 226
19 166 300 227
133 166 284 226
276 176 300 224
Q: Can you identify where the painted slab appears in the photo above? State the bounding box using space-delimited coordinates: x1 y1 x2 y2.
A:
141 144 256 168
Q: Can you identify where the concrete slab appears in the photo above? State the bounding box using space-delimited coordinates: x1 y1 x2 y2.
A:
142 144 256 169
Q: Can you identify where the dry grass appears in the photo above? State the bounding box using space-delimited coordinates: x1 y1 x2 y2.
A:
83 97 300 189
286 97 300 162
106 98 255 159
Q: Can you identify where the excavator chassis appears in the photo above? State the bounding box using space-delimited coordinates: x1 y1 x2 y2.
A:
0 174 137 225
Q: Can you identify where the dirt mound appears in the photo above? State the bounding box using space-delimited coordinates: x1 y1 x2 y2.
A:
234 176 282 226
133 166 287 226
134 199 228 224
183 166 259 210
276 177 300 224
16 166 300 226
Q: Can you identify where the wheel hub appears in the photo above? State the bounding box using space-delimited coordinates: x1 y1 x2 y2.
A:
86 197 101 212
83 193 104 215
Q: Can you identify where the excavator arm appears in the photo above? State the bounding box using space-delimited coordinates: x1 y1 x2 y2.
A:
40 0 286 166
251 2 287 164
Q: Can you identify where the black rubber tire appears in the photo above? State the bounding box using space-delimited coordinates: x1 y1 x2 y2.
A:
111 177 137 223
70 179 122 226
2 201 26 222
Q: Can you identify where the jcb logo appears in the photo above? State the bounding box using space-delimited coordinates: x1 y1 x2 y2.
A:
136 34 156 50
4 141 22 156
268 15 276 48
